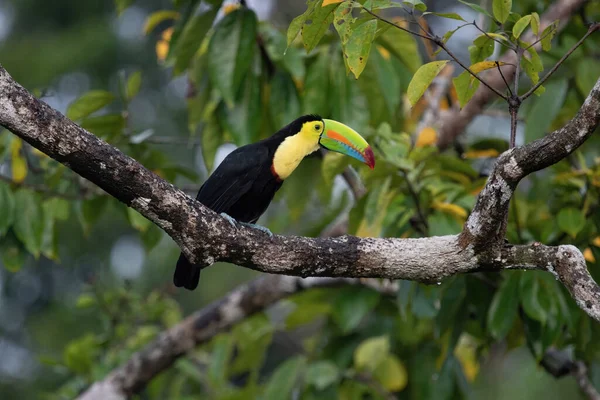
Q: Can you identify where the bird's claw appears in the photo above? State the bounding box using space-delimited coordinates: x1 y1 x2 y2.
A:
219 214 273 237
242 222 274 237
220 212 238 228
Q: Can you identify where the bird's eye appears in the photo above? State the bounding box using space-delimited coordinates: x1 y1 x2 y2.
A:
314 124 320 131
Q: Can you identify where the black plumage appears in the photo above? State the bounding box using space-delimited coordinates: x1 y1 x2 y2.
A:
174 115 322 290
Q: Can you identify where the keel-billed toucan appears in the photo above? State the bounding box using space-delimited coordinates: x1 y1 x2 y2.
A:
174 115 375 290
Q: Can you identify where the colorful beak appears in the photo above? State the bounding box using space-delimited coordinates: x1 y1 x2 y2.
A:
319 119 375 169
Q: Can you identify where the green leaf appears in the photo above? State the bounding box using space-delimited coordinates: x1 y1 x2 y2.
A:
373 354 408 392
63 334 99 374
512 15 531 39
406 60 449 107
286 0 319 46
428 12 465 21
114 0 134 15
303 49 330 115
487 273 520 339
201 117 222 171
14 190 44 258
332 287 380 333
220 61 261 145
207 8 257 106
263 356 306 400
143 10 180 34
519 273 547 324
80 114 126 139
530 12 540 36
557 207 586 238
127 207 152 232
269 71 300 129
41 201 58 260
403 0 426 11
141 225 163 251
540 21 558 51
453 70 480 108
80 197 109 233
469 35 494 64
172 7 218 75
458 0 494 20
301 2 341 52
76 294 96 309
67 90 115 120
524 79 567 142
0 181 15 236
344 19 377 79
333 1 356 45
306 361 340 390
354 335 390 372
125 71 142 100
575 58 600 96
378 25 422 72
207 334 234 387
492 0 511 24
0 234 25 272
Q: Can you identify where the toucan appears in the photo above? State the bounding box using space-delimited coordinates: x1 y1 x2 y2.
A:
174 115 375 290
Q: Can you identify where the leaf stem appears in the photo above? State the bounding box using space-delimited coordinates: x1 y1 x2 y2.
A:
520 23 599 101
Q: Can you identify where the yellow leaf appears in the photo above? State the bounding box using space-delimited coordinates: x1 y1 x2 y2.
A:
454 335 480 382
415 126 437 147
10 139 27 183
374 355 408 392
223 3 241 14
322 0 344 5
155 27 173 61
584 248 595 263
593 237 600 247
470 61 506 74
143 10 179 35
464 149 500 159
377 45 391 60
432 201 467 220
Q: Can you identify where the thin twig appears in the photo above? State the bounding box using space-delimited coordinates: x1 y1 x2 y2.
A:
573 361 600 400
520 23 599 101
496 61 513 96
361 7 435 40
513 47 523 97
472 21 515 51
362 7 508 101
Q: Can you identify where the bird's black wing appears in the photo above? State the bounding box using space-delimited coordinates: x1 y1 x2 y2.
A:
195 144 269 214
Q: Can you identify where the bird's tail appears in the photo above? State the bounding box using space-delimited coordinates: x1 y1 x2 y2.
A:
173 253 201 291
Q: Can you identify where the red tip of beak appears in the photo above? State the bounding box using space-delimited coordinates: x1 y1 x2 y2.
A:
364 146 375 169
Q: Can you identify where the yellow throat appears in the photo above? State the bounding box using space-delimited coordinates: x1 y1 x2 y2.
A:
272 133 320 180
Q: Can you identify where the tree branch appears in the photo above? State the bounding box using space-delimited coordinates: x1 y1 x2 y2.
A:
0 64 599 311
76 275 397 400
437 0 587 148
1 67 600 399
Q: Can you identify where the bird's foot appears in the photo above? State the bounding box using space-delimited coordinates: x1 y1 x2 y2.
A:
220 212 238 228
240 222 274 237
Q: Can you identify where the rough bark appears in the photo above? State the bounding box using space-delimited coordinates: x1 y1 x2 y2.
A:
0 65 600 398
436 0 587 148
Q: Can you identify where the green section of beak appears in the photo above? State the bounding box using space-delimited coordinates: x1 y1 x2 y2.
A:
319 119 375 169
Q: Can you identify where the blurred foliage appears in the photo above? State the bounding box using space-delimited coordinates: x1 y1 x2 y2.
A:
0 0 599 399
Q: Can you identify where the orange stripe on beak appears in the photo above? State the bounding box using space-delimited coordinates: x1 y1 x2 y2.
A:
326 130 358 151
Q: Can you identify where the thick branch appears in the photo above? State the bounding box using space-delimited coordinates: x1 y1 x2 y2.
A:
437 0 586 148
0 65 599 311
461 77 600 255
